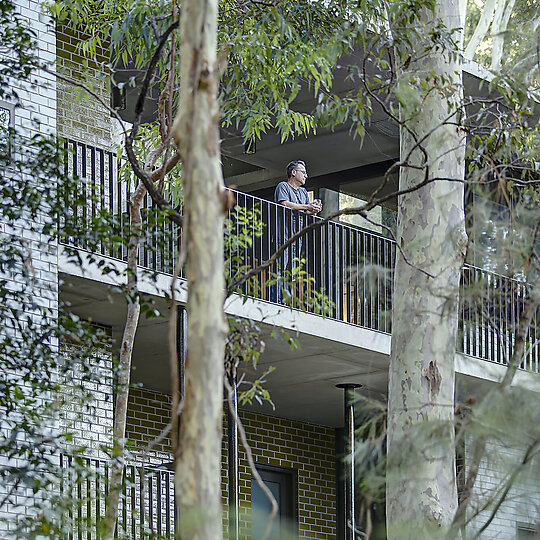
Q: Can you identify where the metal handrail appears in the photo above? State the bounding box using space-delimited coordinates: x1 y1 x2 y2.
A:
59 139 539 373
60 454 177 538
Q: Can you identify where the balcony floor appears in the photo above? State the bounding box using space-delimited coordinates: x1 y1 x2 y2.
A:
60 249 540 427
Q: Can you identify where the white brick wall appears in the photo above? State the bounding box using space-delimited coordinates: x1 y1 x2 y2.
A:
466 436 540 538
56 25 114 148
0 0 57 534
59 345 114 459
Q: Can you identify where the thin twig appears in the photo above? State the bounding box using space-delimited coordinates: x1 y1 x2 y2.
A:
226 174 468 296
224 376 278 540
123 20 184 227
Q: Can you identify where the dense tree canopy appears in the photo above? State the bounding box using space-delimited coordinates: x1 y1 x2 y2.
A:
1 0 539 538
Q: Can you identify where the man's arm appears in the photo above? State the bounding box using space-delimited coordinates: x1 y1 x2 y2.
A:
279 199 321 214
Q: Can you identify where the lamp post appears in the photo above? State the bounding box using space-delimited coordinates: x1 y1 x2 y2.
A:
228 371 240 540
336 383 361 540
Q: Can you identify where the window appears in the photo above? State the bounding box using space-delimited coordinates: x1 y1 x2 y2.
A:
251 464 297 539
319 187 396 238
516 523 539 539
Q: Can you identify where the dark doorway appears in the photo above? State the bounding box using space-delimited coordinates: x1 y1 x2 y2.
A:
251 464 297 539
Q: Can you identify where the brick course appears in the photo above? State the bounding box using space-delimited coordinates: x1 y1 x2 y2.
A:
125 388 337 539
56 25 113 148
466 437 540 538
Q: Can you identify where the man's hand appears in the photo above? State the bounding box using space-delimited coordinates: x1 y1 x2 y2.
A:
280 199 322 214
307 199 322 215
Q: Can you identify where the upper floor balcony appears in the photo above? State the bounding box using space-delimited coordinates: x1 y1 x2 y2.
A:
60 139 540 378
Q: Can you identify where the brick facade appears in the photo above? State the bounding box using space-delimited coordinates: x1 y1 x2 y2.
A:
59 343 113 459
467 437 540 538
0 1 58 534
56 25 114 148
126 387 173 465
233 411 336 539
125 387 337 539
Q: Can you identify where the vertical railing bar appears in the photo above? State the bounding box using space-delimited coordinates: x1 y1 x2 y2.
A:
95 459 101 540
73 142 80 246
87 464 92 540
77 469 83 540
386 240 390 332
377 236 381 330
139 465 144 536
165 472 171 537
150 471 155 534
481 270 486 360
368 234 372 329
157 470 162 536
267 199 272 301
362 231 366 328
348 227 352 322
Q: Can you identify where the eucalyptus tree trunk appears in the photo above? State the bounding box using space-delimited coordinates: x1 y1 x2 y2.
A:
171 0 227 538
491 0 515 70
386 1 467 538
104 184 146 539
464 0 498 59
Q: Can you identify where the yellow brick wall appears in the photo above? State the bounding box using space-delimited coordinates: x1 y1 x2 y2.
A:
232 411 336 539
126 387 173 465
126 388 337 539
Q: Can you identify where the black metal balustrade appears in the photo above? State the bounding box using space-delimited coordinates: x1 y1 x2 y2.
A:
61 140 539 374
60 454 176 539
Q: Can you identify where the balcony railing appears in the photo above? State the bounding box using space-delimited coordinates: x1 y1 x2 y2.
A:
60 454 176 538
60 140 539 374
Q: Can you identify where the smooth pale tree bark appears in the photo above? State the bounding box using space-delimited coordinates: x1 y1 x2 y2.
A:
386 1 468 538
465 0 498 59
171 0 227 538
491 0 515 70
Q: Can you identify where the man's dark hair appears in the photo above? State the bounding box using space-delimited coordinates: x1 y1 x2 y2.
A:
286 160 306 179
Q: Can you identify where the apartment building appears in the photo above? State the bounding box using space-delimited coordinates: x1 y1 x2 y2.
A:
2 2 539 538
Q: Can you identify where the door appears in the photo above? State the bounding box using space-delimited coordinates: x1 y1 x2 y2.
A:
251 464 297 539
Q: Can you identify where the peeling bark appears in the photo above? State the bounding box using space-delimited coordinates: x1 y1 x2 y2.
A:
386 1 467 538
171 0 227 538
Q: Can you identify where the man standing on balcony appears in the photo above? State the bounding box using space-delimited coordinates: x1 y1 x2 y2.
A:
274 160 321 215
273 160 322 300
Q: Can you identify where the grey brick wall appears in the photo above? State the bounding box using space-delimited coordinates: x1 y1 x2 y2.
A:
59 345 114 459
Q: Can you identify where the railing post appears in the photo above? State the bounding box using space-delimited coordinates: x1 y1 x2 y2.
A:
174 305 186 536
227 371 240 540
336 383 361 540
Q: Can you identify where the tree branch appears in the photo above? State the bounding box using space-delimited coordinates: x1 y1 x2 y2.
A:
226 174 467 296
122 20 184 227
224 376 278 540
